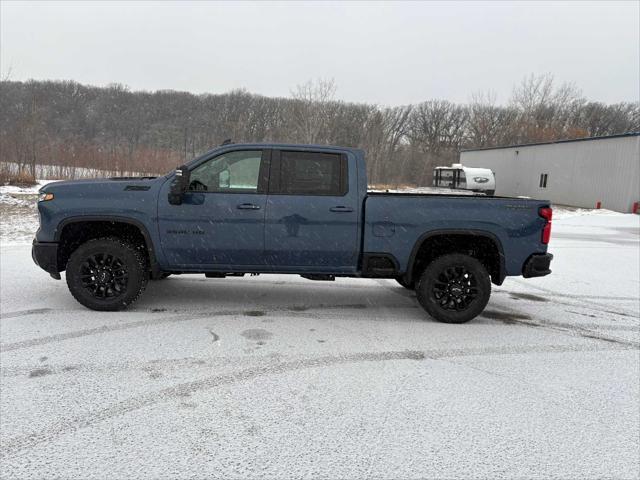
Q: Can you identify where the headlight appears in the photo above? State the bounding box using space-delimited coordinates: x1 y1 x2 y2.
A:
38 192 54 202
473 177 489 183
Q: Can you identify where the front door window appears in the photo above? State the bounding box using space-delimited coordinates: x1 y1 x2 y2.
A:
189 150 263 192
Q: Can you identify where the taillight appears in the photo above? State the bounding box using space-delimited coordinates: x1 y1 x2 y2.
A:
539 207 552 244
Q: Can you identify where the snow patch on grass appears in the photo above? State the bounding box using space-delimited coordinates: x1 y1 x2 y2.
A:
552 206 626 219
0 180 60 246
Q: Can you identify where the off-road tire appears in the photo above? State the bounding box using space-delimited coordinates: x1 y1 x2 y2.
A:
415 253 491 323
66 237 148 311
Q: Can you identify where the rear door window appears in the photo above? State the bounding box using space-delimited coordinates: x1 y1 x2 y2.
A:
276 151 347 196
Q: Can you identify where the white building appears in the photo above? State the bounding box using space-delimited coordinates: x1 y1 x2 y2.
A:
460 133 640 213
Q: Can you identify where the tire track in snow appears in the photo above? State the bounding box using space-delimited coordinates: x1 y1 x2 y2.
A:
481 311 640 348
0 303 416 353
1 341 633 378
509 278 639 302
2 343 636 458
377 280 639 345
492 289 637 320
0 350 425 458
0 312 225 353
1 308 54 319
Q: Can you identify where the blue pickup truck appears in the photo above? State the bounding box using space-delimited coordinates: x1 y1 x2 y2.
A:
32 143 553 323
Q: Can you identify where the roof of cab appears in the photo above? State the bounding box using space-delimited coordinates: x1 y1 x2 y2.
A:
183 142 366 171
204 142 363 154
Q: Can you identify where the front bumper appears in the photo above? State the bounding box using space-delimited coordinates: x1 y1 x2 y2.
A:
522 253 553 278
32 240 61 279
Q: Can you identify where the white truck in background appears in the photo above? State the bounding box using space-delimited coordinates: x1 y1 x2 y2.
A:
433 164 496 196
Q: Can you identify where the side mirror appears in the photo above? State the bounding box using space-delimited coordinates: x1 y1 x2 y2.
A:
168 165 190 205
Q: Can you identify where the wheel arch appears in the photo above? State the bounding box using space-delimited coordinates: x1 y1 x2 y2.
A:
405 229 506 286
55 215 160 276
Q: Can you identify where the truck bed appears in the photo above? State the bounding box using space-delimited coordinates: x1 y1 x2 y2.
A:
363 193 549 278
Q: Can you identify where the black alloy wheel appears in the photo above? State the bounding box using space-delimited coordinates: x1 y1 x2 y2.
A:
80 252 128 299
416 253 491 323
66 237 148 311
432 265 478 310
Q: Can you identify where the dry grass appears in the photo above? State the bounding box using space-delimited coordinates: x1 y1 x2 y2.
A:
0 166 37 186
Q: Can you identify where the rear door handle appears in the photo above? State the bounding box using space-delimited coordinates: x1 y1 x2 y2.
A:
237 203 261 210
330 206 354 213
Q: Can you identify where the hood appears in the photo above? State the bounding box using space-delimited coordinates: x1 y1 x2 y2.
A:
40 176 160 193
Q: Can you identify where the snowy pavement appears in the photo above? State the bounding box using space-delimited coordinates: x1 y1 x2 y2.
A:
1 208 639 478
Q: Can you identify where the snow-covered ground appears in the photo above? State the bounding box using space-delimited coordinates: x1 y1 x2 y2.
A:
0 180 60 245
1 190 639 478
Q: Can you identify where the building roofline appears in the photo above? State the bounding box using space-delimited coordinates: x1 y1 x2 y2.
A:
460 132 640 153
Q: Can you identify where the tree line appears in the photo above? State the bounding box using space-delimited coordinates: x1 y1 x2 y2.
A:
0 74 637 185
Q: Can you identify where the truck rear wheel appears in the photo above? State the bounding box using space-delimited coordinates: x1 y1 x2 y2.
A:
416 253 490 323
66 237 148 311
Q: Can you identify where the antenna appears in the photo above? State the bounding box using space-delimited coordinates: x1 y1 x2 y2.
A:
220 138 233 146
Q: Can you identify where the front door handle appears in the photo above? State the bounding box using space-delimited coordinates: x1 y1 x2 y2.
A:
329 206 354 213
237 203 261 210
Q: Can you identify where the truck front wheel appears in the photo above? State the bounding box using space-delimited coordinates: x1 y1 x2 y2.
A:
416 254 491 323
66 237 149 311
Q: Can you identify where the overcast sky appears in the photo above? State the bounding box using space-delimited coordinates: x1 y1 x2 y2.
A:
1 1 638 106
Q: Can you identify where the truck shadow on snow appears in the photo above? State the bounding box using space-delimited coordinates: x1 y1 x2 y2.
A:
137 277 421 316
137 276 544 327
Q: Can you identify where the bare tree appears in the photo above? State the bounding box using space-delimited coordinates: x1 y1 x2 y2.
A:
0 75 636 186
510 73 586 142
572 102 640 137
290 78 337 144
364 105 412 184
1 64 12 82
467 90 518 147
407 100 468 182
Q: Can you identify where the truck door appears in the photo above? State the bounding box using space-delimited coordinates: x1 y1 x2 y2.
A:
158 149 269 268
264 149 359 271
